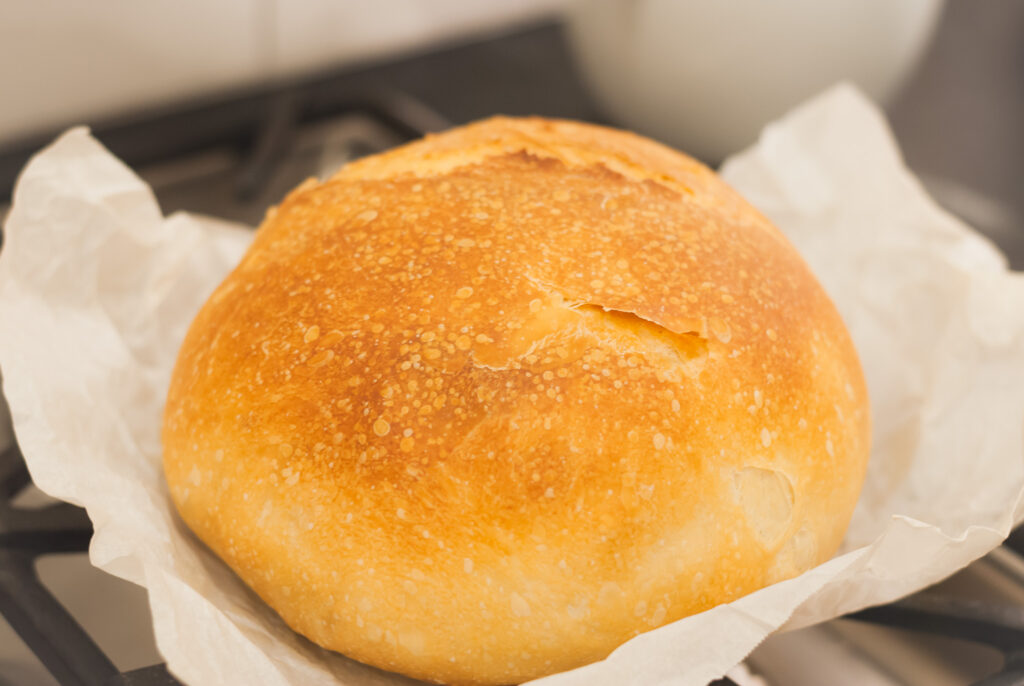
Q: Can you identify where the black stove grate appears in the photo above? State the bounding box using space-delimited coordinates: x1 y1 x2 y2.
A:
1 81 1023 686
848 596 1024 686
0 440 176 686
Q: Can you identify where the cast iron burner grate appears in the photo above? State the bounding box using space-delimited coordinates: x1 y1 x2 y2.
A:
0 438 176 686
1 84 1023 686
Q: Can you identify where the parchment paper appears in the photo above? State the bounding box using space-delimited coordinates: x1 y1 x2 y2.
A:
2 84 1023 686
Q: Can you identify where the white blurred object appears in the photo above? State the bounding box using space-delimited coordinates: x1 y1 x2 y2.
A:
0 0 569 144
565 0 944 161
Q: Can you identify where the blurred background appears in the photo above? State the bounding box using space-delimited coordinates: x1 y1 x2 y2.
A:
0 0 1021 259
1 2 1024 686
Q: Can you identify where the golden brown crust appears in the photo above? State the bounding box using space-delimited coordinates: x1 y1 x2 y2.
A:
163 116 870 685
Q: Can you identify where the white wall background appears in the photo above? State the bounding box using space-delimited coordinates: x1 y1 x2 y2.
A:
0 1 570 143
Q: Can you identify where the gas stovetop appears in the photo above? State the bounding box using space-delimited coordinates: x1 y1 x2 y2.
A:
1 7 1022 686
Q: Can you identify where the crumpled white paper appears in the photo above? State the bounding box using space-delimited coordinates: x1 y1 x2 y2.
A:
1 84 1023 686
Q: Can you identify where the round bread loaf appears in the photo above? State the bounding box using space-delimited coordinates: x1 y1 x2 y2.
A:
163 117 870 685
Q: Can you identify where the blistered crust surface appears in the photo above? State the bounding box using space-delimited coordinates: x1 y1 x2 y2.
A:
163 117 870 686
